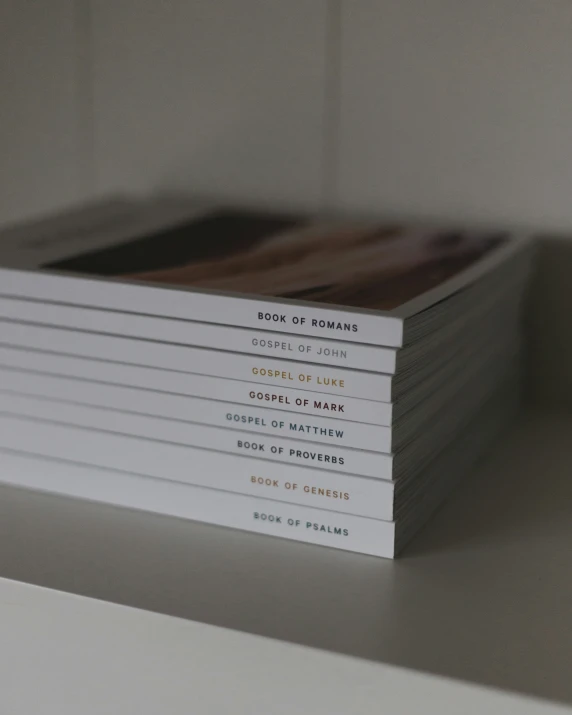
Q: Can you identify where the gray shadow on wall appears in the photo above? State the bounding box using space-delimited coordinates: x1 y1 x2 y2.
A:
528 234 572 408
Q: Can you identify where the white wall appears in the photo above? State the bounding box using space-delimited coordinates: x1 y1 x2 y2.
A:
3 0 572 226
0 1 87 225
90 0 330 209
338 0 572 229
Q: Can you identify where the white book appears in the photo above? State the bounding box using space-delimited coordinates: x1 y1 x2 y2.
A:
0 196 532 348
0 345 391 424
0 249 531 398
0 297 396 373
0 372 519 560
0 414 396 520
0 367 392 452
0 321 390 401
0 256 531 423
0 283 526 416
0 448 395 558
0 334 519 491
0 391 391 479
0 313 520 491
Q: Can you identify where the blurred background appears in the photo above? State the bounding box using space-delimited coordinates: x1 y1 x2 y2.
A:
1 0 571 403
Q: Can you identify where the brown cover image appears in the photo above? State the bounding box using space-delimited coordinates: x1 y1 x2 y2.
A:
47 209 506 311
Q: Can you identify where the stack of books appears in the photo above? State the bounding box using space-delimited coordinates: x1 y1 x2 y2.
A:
0 198 533 557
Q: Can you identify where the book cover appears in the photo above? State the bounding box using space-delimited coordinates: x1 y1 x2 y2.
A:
45 211 506 312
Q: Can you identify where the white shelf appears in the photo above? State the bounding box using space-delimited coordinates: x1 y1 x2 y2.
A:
0 577 569 714
0 407 571 707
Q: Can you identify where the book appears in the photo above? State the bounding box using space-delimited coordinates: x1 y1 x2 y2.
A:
0 321 519 471
0 285 521 436
0 344 391 424
0 448 395 558
0 412 395 520
0 280 524 423
0 371 520 559
0 321 389 401
0 367 393 453
0 342 519 520
0 296 396 373
0 250 528 376
0 390 391 479
0 197 532 348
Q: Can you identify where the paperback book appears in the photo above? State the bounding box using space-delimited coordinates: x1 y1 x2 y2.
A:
0 344 520 522
0 297 397 373
0 412 396 520
0 250 527 388
0 367 391 453
0 320 519 471
0 368 392 452
0 320 389 401
0 448 396 557
0 372 520 559
0 345 392 425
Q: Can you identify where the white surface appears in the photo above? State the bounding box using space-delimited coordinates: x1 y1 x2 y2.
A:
0 1 85 224
91 0 329 208
0 577 569 715
337 0 572 229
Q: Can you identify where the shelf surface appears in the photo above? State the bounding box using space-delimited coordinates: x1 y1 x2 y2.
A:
2 577 569 715
0 407 571 705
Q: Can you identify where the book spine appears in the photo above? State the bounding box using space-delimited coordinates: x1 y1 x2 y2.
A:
0 347 393 425
0 367 392 452
0 321 391 401
0 413 395 520
0 297 397 374
0 448 395 558
0 391 392 479
0 267 404 347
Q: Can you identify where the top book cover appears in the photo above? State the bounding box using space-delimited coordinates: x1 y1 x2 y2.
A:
0 198 530 347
